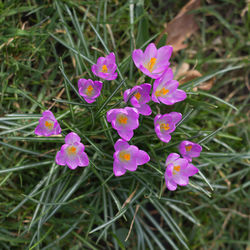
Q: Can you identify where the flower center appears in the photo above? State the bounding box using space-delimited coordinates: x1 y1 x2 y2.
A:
117 115 128 125
134 92 141 100
146 57 157 72
86 85 94 96
185 145 192 152
155 87 169 97
173 165 181 175
45 120 53 130
101 64 108 73
119 151 131 161
160 123 170 131
67 146 77 155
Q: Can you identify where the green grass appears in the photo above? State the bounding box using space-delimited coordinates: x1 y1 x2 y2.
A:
0 0 249 249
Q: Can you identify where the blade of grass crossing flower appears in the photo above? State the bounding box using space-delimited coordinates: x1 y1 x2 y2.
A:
95 79 125 117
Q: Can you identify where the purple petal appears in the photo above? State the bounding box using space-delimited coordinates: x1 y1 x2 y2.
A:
123 160 137 171
66 156 78 170
123 89 131 102
42 110 55 119
165 153 180 165
106 52 116 64
114 139 129 151
132 49 144 68
136 150 150 165
144 43 157 62
106 109 121 122
155 46 173 67
55 146 67 165
161 89 186 105
165 163 174 178
173 174 189 186
169 112 182 124
185 163 199 176
136 104 152 116
113 160 126 176
165 178 177 191
78 152 89 167
83 97 96 103
91 65 98 76
117 129 134 141
65 132 81 144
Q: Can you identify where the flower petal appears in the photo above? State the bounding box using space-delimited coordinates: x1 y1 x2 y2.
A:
132 49 144 68
78 152 89 167
117 129 134 141
136 150 150 165
65 132 81 144
113 160 126 176
165 153 180 166
114 139 129 151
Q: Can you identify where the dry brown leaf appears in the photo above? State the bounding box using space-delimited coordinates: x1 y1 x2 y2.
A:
156 0 200 52
179 69 215 91
173 62 190 80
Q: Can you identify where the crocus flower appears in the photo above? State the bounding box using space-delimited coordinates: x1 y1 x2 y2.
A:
132 43 173 79
113 139 150 176
123 83 152 116
34 110 61 136
56 132 89 170
154 112 182 143
107 107 139 141
165 153 199 191
91 52 118 80
152 68 187 105
78 78 103 103
179 140 202 162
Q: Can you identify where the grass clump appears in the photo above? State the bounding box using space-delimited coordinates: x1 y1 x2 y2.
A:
0 0 249 249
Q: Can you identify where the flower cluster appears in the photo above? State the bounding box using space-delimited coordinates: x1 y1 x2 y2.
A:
33 42 204 192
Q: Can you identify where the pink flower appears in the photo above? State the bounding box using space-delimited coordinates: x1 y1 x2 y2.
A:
154 112 182 143
152 68 187 105
165 153 199 191
179 140 202 162
106 107 139 141
56 132 89 170
34 110 61 136
91 52 118 80
113 139 150 176
123 83 152 116
132 43 173 79
78 78 103 103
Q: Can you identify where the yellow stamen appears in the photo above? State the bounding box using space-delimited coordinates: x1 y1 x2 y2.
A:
118 115 128 125
102 64 108 73
134 92 141 100
185 145 192 152
155 87 169 97
86 85 93 96
45 121 53 129
173 165 181 175
160 123 170 131
68 146 77 155
119 151 131 161
146 57 157 72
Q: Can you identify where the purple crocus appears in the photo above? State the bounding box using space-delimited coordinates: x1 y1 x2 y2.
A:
78 78 103 103
165 153 199 191
106 107 139 141
132 43 173 79
56 132 89 170
123 83 152 116
154 112 182 143
34 110 61 136
152 68 187 105
113 139 150 176
91 52 118 80
179 140 202 162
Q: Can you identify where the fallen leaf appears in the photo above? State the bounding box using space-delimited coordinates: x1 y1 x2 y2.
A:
156 0 200 52
178 69 215 91
173 62 190 80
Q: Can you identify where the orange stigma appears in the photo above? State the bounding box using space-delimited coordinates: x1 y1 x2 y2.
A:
185 145 192 152
119 151 131 161
45 120 53 129
155 87 169 97
68 146 77 155
160 123 170 131
86 85 94 95
101 64 108 73
134 92 141 100
118 115 128 125
173 165 181 175
146 57 157 72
